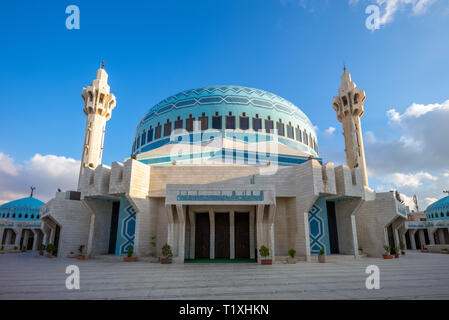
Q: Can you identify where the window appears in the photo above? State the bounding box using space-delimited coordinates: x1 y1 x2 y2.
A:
132 140 136 153
253 117 262 131
24 214 28 219
174 117 183 130
240 116 249 130
212 115 222 129
31 215 34 219
141 130 146 146
277 120 285 136
186 115 195 132
155 123 162 139
265 118 274 133
226 114 236 129
303 130 308 146
164 120 172 137
446 212 449 217
286 123 294 139
199 113 208 130
136 135 140 148
296 127 302 142
147 127 153 142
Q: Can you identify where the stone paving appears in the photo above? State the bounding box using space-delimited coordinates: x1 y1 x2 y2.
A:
0 251 448 300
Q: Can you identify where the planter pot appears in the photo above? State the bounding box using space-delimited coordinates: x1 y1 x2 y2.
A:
287 257 296 264
67 254 77 258
318 255 326 263
421 249 429 253
77 255 86 260
160 258 173 264
261 259 272 265
21 249 27 253
45 253 52 258
394 253 400 258
124 257 137 262
440 249 449 254
39 251 44 256
383 254 394 259
401 251 406 255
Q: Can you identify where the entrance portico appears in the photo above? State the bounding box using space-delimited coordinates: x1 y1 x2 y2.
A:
165 184 276 263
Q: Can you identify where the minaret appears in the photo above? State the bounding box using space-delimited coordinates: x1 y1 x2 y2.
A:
332 67 368 187
78 64 116 190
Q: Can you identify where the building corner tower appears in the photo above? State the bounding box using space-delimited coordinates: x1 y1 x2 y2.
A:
332 68 369 187
77 66 116 191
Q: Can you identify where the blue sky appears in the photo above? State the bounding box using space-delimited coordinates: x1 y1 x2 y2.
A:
1 0 448 207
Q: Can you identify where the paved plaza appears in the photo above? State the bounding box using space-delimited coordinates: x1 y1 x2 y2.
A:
0 251 448 300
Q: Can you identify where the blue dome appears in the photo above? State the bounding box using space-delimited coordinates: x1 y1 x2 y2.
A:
132 86 319 163
0 197 44 221
425 196 449 220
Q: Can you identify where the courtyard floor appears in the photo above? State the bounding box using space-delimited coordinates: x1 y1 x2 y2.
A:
0 251 448 300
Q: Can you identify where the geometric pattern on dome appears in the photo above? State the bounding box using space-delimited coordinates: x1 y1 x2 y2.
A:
426 196 449 214
138 85 313 128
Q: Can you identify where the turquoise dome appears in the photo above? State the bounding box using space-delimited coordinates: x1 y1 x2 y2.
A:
425 196 449 220
0 197 44 221
132 85 319 166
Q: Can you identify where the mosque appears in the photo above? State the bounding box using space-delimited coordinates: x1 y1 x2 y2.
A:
3 65 434 262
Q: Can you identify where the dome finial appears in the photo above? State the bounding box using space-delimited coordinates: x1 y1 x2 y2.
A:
30 186 36 198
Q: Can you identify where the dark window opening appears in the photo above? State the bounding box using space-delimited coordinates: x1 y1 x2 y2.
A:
199 115 209 130
186 116 195 132
265 119 274 133
239 117 249 130
212 116 222 129
287 125 294 139
174 119 183 130
147 127 154 142
155 123 162 139
226 116 236 129
164 120 172 137
277 121 285 136
253 118 262 131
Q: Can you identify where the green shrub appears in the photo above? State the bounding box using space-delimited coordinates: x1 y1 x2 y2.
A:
383 245 390 254
390 246 396 255
259 245 270 258
127 246 133 258
162 243 173 259
399 241 405 250
46 244 56 255
78 245 85 255
14 246 18 250
288 248 296 258
319 248 325 256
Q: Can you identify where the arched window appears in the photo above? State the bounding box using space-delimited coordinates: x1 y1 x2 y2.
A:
252 115 262 132
286 122 294 139
303 130 308 146
141 130 146 146
265 117 274 134
186 115 195 132
147 126 154 142
296 126 302 142
226 112 236 129
174 116 183 130
199 113 208 131
155 123 162 139
24 214 28 219
30 215 34 219
239 113 249 130
212 112 222 130
164 119 172 136
276 120 285 137
136 134 140 148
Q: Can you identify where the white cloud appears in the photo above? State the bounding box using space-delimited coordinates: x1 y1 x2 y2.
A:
325 126 336 135
351 0 438 27
0 153 80 205
366 98 449 210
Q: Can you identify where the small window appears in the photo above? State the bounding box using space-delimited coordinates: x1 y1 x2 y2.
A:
277 121 285 136
287 125 294 139
252 117 262 131
164 120 172 137
31 215 34 219
240 116 249 130
136 135 140 148
186 116 195 132
303 130 308 145
199 115 209 130
174 118 183 130
155 123 162 139
24 214 28 218
226 115 236 129
147 127 154 142
132 140 136 153
296 127 302 142
141 130 146 146
265 119 274 133
212 115 222 129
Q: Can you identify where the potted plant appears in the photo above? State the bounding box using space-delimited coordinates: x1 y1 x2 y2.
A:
161 243 173 264
392 247 400 258
38 244 45 256
318 248 326 263
45 244 56 258
287 248 296 264
68 251 76 258
21 245 27 252
259 245 272 265
13 246 19 253
383 245 393 259
440 248 448 254
399 241 406 255
123 246 137 262
77 245 86 260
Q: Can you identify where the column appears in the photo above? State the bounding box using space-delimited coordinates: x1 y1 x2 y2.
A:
176 205 186 263
229 210 235 260
249 207 255 259
14 229 22 248
351 215 360 259
5 229 12 245
49 227 55 244
304 211 311 262
428 228 436 245
32 229 40 251
209 208 215 260
165 205 176 254
255 205 265 262
393 228 400 248
189 209 195 259
0 228 4 246
23 230 30 249
267 204 276 262
409 230 417 250
418 229 426 248
438 229 446 244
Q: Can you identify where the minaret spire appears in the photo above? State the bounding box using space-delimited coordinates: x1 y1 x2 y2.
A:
332 68 369 187
30 186 36 198
78 66 117 191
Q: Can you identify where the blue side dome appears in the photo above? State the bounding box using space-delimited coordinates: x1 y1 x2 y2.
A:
425 196 449 220
132 86 319 164
0 197 44 221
